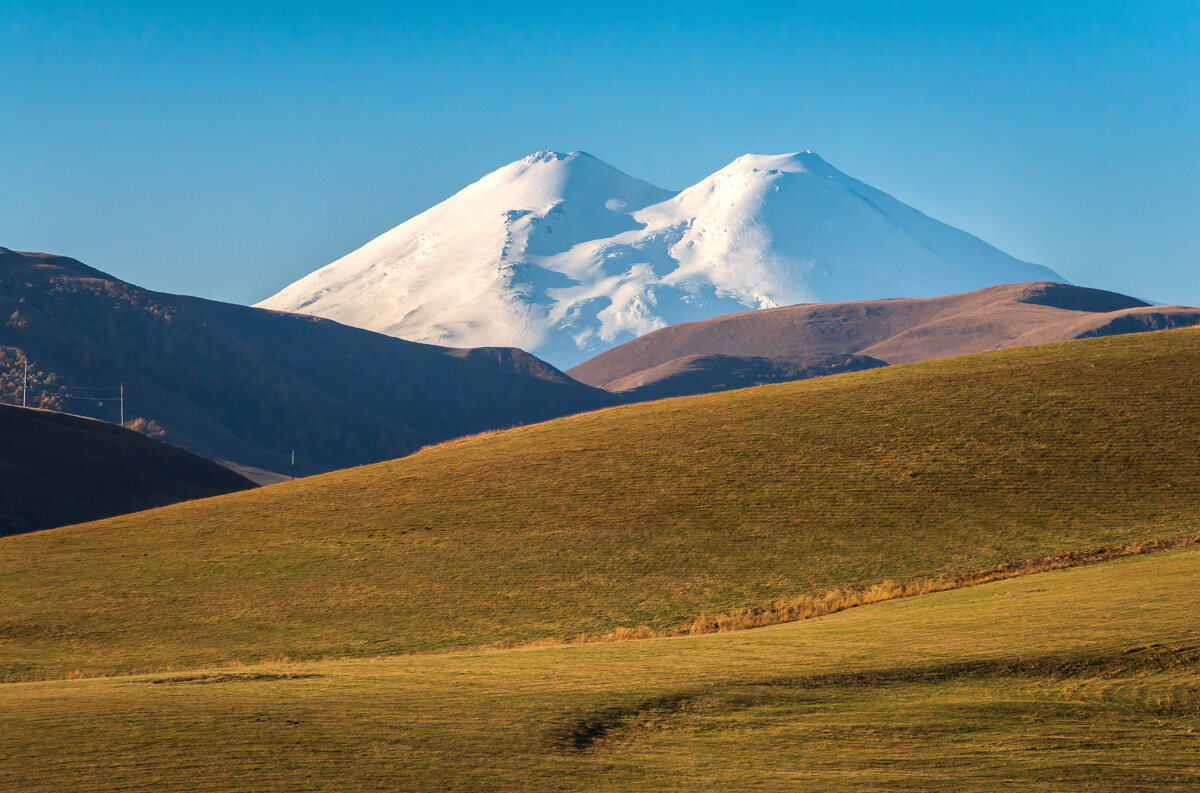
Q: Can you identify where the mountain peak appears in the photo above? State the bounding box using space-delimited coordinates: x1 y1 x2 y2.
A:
521 150 598 165
725 151 835 175
494 151 665 201
523 150 573 164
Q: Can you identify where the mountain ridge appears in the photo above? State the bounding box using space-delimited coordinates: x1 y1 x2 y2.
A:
0 247 616 481
568 281 1200 392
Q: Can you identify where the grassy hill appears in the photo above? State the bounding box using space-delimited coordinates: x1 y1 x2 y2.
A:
0 404 254 535
2 326 1198 680
3 544 1196 791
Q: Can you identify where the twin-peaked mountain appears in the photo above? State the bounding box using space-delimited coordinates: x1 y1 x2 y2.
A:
258 150 1064 368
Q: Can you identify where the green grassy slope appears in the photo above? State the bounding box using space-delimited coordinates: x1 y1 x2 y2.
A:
3 546 1197 792
3 328 1200 678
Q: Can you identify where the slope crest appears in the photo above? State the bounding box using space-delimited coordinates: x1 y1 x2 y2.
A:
1015 281 1149 312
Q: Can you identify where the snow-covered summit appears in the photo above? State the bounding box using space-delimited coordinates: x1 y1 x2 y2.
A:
257 150 1064 368
723 151 831 173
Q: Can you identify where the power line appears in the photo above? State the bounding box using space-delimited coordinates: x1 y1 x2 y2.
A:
8 361 123 418
52 384 124 392
123 395 298 463
11 361 300 470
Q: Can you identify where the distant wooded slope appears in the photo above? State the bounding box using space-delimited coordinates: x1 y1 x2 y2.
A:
0 248 616 481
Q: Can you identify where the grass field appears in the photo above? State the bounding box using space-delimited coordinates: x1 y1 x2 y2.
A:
3 546 1197 791
2 327 1200 679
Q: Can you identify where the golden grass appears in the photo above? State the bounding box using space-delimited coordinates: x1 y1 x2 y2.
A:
3 546 1197 791
20 532 1196 680
3 327 1200 679
475 531 1200 650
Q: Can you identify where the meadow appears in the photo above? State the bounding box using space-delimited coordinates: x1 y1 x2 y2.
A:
2 546 1196 791
2 327 1199 680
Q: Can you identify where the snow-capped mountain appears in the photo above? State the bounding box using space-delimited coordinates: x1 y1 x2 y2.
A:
257 150 1064 368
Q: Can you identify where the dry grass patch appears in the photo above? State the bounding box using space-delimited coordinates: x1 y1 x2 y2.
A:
475 532 1200 650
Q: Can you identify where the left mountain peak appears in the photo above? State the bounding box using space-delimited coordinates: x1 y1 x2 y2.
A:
522 150 586 163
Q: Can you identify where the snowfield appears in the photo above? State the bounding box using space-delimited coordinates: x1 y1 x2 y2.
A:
257 150 1064 368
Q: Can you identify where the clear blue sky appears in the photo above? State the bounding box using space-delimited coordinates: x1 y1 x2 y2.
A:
3 1 1198 306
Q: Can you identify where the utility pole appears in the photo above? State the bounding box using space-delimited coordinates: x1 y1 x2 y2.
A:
290 449 296 481
22 361 27 407
119 382 124 427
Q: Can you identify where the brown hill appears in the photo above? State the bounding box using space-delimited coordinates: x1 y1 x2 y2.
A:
0 248 616 481
569 281 1200 392
0 403 255 535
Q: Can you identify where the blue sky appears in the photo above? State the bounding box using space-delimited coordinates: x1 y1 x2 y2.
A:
3 1 1198 306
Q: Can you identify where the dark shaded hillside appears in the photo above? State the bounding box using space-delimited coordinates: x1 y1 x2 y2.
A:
604 352 886 400
0 248 616 480
0 404 255 535
570 281 1200 394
